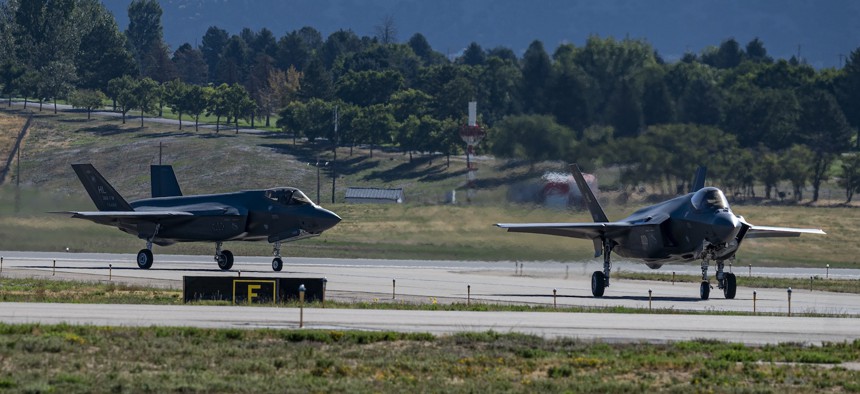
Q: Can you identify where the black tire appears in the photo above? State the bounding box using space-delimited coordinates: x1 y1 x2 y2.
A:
136 249 153 269
723 272 737 299
217 250 234 270
591 271 606 297
272 257 283 272
700 281 710 300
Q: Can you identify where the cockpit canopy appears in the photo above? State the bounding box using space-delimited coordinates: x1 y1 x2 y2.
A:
264 188 314 206
691 187 729 211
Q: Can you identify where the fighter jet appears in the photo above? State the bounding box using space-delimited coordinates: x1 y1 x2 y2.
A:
496 164 825 300
62 164 341 271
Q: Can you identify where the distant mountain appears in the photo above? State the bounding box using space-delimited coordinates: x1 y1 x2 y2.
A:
105 0 860 68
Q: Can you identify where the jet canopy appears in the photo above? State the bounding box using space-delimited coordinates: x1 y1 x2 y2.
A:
691 187 729 211
264 188 314 206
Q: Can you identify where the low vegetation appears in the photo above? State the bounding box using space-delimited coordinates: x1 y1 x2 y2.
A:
0 324 858 392
615 271 860 294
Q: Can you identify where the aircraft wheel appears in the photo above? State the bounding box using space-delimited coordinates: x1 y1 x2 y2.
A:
272 257 283 272
217 250 234 270
700 281 710 300
591 271 606 297
136 249 153 269
723 273 737 299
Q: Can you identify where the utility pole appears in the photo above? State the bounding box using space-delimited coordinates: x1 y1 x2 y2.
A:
316 154 321 205
332 106 337 204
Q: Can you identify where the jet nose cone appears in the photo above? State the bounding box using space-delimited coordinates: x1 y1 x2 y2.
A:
315 207 341 232
709 212 741 244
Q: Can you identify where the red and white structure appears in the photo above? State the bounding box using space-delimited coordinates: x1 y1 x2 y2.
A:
459 101 485 202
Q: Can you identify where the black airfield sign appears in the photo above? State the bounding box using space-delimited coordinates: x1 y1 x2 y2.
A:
183 276 327 304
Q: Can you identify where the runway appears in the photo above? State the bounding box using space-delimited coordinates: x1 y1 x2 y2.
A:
1 250 859 344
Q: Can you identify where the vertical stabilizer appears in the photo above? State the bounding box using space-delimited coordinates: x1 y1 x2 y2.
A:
151 165 183 198
570 164 608 223
71 164 132 211
690 166 707 193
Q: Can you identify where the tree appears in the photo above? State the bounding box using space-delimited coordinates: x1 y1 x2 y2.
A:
172 43 208 85
75 0 136 92
374 15 397 44
839 154 860 203
40 60 76 114
125 0 164 78
520 40 552 114
836 48 860 149
679 77 722 125
335 69 403 107
798 89 853 201
490 114 575 164
300 57 334 100
320 29 363 69
225 83 255 133
275 29 312 71
407 33 444 65
163 79 188 129
781 144 814 201
756 149 783 199
215 35 250 85
200 26 228 80
68 89 106 120
745 38 772 63
0 61 24 106
605 79 643 138
277 100 305 144
351 104 396 158
459 42 485 66
183 84 209 131
107 75 138 124
133 77 159 127
207 83 231 132
702 38 743 69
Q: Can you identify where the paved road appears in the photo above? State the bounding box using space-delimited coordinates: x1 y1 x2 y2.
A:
0 302 857 345
1 251 858 316
1 251 858 345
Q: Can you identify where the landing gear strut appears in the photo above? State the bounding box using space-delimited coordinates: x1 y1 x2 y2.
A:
700 256 711 300
214 241 234 270
716 259 737 299
136 224 159 269
271 241 283 272
591 241 612 297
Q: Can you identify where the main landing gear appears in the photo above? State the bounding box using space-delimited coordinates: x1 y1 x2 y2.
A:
214 241 234 270
699 255 737 300
136 224 160 269
591 241 613 297
271 241 283 272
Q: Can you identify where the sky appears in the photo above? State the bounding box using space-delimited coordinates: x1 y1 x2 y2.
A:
105 0 860 68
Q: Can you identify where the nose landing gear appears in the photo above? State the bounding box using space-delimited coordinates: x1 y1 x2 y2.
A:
271 241 283 272
214 242 234 270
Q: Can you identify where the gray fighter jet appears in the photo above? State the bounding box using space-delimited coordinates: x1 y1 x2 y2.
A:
496 164 825 300
63 164 341 271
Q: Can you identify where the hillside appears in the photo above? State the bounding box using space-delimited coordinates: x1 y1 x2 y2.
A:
0 107 561 207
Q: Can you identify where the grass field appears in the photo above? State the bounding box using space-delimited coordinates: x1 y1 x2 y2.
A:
0 324 858 393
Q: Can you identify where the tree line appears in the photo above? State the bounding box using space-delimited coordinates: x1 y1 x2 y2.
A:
2 0 860 201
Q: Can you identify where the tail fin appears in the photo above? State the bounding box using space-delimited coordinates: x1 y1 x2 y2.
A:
71 164 133 211
690 166 707 193
151 165 182 198
571 164 608 223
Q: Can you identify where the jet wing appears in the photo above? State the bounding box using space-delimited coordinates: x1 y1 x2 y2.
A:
495 222 633 240
744 225 826 239
53 210 195 226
